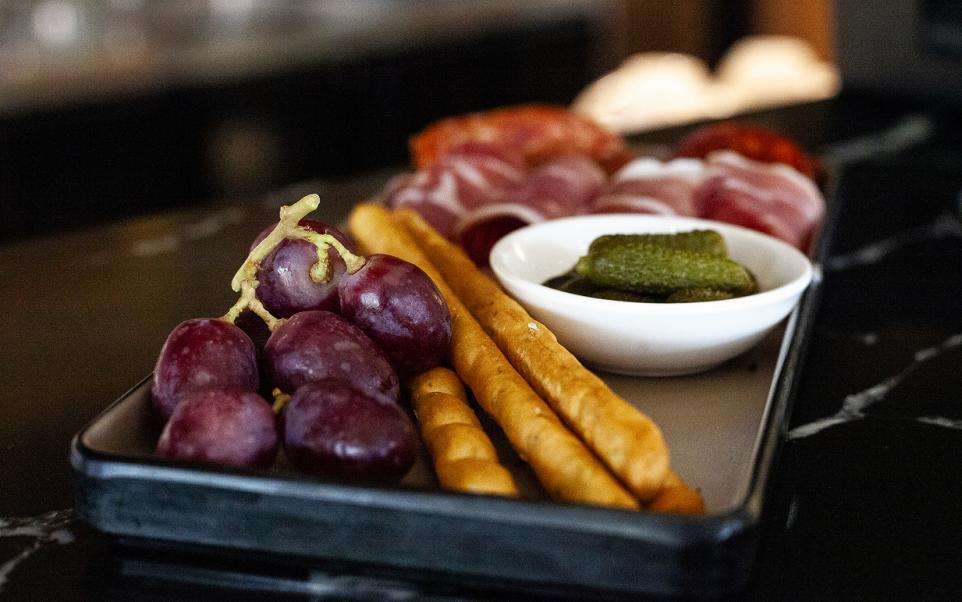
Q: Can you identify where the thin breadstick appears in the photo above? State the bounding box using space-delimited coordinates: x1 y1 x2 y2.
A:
349 203 638 509
645 470 705 515
394 208 670 501
411 368 518 497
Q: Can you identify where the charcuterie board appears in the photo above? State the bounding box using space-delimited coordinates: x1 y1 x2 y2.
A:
71 110 830 596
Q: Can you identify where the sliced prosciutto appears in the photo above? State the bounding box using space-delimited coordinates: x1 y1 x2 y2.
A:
385 142 526 239
693 151 824 250
590 158 705 216
454 154 606 265
506 153 606 218
455 203 548 266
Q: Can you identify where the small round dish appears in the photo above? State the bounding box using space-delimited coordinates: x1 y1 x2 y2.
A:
489 214 813 376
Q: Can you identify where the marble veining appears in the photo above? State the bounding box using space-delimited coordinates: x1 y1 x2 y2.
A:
917 416 962 430
0 509 76 593
821 114 934 166
824 211 962 272
129 206 248 257
788 333 962 440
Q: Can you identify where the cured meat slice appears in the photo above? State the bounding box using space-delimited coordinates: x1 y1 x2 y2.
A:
693 151 824 250
411 104 636 174
454 154 606 266
435 142 527 211
505 153 606 219
385 142 526 239
454 203 548 267
674 122 818 180
590 158 705 216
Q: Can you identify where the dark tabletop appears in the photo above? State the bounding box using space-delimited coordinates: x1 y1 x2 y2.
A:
1 96 961 600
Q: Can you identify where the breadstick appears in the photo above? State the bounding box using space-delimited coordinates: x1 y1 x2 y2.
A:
395 209 670 501
349 203 638 509
645 470 705 515
411 368 518 496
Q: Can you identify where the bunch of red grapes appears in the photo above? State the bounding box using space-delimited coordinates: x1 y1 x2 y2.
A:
151 196 452 483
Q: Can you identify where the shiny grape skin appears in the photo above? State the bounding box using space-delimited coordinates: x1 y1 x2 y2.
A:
282 380 417 482
338 254 452 375
252 219 357 317
156 386 278 468
151 318 259 421
263 310 400 401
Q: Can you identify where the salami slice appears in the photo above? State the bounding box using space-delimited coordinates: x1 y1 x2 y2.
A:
411 104 636 174
674 122 818 180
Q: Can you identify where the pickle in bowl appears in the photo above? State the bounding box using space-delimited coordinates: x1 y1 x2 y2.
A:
544 229 758 302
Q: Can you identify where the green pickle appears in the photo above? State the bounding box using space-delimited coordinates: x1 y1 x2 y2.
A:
588 230 728 258
543 270 599 296
590 289 660 302
544 229 758 303
666 288 736 303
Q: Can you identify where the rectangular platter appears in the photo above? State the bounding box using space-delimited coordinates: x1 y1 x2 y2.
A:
72 151 835 597
71 284 819 599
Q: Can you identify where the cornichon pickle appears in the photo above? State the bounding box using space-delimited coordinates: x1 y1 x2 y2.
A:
666 288 736 303
575 244 757 296
590 289 661 302
544 271 663 302
543 270 599 296
588 230 727 258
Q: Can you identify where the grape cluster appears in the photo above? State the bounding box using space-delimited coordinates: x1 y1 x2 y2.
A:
151 195 452 483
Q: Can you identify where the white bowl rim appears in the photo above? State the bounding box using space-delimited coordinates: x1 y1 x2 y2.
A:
489 213 814 315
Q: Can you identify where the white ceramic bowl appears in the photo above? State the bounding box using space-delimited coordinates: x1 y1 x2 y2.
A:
489 214 813 376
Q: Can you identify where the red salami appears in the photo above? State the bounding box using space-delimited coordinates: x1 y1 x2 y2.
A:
674 122 818 180
410 104 635 174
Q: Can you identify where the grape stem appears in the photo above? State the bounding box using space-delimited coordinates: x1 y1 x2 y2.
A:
271 388 291 414
222 193 367 330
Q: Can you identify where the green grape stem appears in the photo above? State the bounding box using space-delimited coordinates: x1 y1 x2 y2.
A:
222 193 367 331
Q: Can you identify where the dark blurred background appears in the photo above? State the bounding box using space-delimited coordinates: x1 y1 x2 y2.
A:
0 0 832 240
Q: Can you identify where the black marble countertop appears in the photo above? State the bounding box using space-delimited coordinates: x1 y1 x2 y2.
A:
1 97 960 600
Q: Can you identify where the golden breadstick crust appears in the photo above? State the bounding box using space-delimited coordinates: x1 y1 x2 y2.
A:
414 391 482 435
411 368 468 403
645 470 705 515
426 423 498 464
349 203 637 509
435 458 519 496
394 208 671 501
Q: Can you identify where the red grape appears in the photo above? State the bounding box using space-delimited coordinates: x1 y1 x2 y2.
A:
263 310 400 401
337 254 452 375
252 219 357 317
151 318 259 421
156 386 278 468
282 380 416 482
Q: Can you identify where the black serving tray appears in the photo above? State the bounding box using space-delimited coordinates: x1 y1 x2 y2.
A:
70 274 820 599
